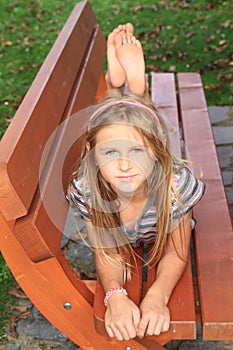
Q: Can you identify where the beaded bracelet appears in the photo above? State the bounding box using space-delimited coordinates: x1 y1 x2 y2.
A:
104 287 128 307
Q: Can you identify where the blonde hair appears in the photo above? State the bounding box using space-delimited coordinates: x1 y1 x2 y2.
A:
70 94 186 281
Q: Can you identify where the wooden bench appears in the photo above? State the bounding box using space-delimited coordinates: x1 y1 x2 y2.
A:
0 1 232 349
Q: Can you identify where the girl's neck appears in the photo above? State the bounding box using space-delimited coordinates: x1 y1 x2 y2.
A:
118 183 148 206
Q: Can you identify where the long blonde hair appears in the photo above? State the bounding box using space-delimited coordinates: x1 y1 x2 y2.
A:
70 94 185 281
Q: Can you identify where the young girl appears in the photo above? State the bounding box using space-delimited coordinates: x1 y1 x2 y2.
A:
67 24 205 341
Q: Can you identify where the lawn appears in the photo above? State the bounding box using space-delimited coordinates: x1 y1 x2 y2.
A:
0 0 232 340
0 0 232 139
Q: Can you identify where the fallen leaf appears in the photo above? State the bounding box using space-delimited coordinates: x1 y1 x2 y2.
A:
214 58 228 67
9 312 34 338
185 31 195 38
206 34 215 42
9 316 18 338
219 40 227 46
2 41 13 46
205 2 215 10
205 84 218 90
169 65 176 72
8 286 28 299
133 5 142 12
12 304 33 313
220 20 231 28
146 64 159 72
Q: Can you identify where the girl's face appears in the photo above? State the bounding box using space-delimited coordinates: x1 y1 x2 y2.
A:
93 124 155 198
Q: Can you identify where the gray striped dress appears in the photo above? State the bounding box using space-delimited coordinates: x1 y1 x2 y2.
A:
68 164 205 248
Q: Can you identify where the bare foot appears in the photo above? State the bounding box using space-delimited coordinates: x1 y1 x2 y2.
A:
114 33 146 96
106 23 134 88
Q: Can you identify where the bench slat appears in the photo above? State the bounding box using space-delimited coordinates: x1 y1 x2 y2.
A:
178 72 233 340
151 72 181 158
13 24 106 262
0 213 152 350
150 73 196 342
0 0 97 221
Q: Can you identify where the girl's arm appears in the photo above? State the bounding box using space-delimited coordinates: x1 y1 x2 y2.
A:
85 221 140 341
137 210 192 338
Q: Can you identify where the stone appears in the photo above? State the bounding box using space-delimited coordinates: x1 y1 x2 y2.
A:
226 187 233 205
6 345 21 350
166 340 233 349
208 106 231 124
222 171 233 186
16 307 67 343
51 343 79 350
61 208 86 248
64 242 94 263
212 126 233 145
216 146 233 168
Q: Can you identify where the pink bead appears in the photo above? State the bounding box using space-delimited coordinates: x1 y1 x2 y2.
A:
104 287 128 307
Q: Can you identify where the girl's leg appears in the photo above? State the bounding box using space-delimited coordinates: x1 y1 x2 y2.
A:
114 32 149 98
106 23 134 96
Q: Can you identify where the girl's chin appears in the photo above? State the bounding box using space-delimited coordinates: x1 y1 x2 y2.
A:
114 182 141 196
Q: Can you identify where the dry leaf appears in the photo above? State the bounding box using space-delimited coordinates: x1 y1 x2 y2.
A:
8 286 28 299
9 312 34 338
205 84 218 91
12 304 33 313
169 65 176 72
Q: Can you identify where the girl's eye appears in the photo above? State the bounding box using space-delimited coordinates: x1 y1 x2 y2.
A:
105 150 117 156
131 148 143 154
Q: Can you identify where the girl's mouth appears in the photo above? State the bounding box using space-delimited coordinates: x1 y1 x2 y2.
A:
117 175 137 182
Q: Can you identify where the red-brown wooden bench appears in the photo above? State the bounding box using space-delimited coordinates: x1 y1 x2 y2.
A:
0 1 232 349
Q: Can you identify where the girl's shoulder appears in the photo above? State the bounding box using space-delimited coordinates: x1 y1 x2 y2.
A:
172 161 197 187
68 173 92 221
71 173 90 196
173 162 190 182
171 160 206 215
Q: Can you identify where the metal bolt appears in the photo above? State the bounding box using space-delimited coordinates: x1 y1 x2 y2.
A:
125 347 132 350
63 302 72 310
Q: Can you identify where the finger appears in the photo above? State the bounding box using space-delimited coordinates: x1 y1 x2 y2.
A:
114 328 125 341
121 309 140 339
117 319 137 340
124 323 137 339
137 317 149 338
105 325 115 338
114 326 129 341
152 318 164 336
162 319 170 332
146 318 158 336
132 308 141 330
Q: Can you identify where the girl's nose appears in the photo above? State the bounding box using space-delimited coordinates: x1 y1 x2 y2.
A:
118 157 133 171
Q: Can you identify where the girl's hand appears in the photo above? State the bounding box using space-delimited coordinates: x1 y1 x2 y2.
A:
105 293 141 341
137 291 170 338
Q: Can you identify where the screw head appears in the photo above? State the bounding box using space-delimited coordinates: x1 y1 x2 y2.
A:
125 347 132 350
63 302 72 310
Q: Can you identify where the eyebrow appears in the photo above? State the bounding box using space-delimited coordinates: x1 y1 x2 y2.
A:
97 144 147 151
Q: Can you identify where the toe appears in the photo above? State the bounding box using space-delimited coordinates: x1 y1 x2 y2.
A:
126 22 134 34
113 33 123 47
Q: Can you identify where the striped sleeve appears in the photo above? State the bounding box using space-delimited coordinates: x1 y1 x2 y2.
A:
172 166 205 220
67 177 92 221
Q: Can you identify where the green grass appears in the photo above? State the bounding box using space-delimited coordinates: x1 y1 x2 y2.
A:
0 0 232 138
0 0 232 338
0 253 16 341
90 0 233 106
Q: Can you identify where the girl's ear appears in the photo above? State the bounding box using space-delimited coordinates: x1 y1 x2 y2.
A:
86 142 98 166
86 142 90 152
